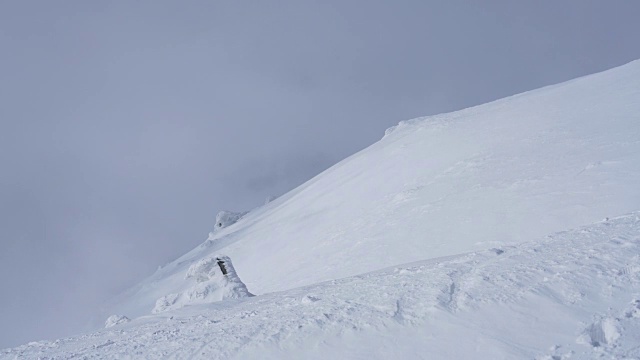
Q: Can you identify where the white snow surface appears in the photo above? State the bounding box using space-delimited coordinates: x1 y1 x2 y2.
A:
213 211 247 232
103 315 130 329
207 211 247 240
152 255 253 314
4 213 640 359
107 59 640 321
3 60 640 358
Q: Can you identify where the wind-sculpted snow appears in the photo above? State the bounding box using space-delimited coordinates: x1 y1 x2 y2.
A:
153 255 253 314
104 60 640 322
103 315 130 329
206 211 247 240
5 213 640 359
214 211 246 231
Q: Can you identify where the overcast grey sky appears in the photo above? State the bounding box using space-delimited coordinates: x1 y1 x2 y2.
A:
1 0 639 348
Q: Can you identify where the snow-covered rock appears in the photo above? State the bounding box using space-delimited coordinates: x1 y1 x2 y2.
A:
213 211 247 231
207 210 248 240
104 315 130 328
152 255 253 313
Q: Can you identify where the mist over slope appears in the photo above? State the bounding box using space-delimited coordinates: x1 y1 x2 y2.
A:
101 61 640 324
3 58 640 360
103 60 640 322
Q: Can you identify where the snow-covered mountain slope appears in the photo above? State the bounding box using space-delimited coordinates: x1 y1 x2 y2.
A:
5 213 640 359
105 60 640 321
5 60 639 358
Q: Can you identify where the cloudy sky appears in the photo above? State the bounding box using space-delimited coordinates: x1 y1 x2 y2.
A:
1 0 639 348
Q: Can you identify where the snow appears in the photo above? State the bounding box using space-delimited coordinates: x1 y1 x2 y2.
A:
207 210 247 240
3 59 640 358
152 255 253 314
103 315 129 329
4 213 640 359
105 59 640 323
212 211 247 232
264 195 277 205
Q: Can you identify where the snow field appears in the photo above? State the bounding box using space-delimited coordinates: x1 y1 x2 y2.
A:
4 213 640 359
105 59 640 322
5 59 640 358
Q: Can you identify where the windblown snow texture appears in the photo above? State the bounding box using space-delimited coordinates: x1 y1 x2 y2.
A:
153 255 252 314
213 211 247 232
105 59 640 323
103 315 129 329
3 60 640 358
206 211 247 241
4 213 640 359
